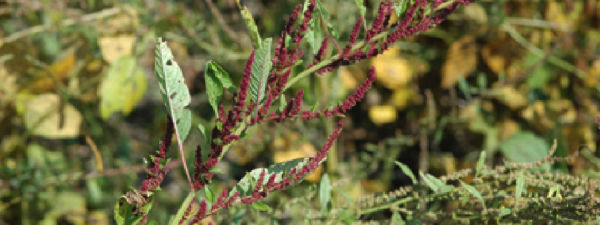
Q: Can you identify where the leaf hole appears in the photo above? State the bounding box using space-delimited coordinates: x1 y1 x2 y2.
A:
166 60 173 66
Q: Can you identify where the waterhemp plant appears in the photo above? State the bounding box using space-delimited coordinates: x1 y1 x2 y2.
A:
114 0 474 224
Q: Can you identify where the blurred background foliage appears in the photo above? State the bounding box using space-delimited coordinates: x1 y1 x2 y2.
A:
1 0 600 224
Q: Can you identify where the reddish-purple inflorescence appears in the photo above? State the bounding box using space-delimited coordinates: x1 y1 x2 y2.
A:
140 118 174 192
141 0 473 223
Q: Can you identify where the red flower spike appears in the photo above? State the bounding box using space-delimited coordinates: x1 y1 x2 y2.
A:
253 169 267 193
343 17 363 57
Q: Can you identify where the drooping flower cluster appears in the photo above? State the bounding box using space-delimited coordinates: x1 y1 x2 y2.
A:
140 118 174 192
316 0 475 74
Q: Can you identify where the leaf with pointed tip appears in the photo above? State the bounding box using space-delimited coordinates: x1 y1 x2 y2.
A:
395 161 417 184
319 173 331 212
354 0 366 19
251 202 272 212
249 38 273 104
204 61 234 117
419 172 452 193
240 6 262 48
393 0 410 18
475 151 486 177
460 180 486 210
154 38 192 142
515 171 525 202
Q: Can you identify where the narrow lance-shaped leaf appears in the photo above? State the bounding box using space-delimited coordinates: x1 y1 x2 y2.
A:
460 180 486 210
154 38 193 188
475 151 486 177
515 171 525 202
249 38 273 104
319 173 331 212
393 0 410 18
204 61 234 117
354 0 366 20
252 202 272 212
239 5 262 48
154 38 192 141
395 161 417 184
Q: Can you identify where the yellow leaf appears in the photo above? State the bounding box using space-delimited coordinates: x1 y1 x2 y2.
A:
0 65 17 100
497 119 520 141
492 87 528 110
369 105 397 125
22 94 82 139
361 179 387 193
31 54 75 93
99 35 136 64
390 88 413 110
98 55 147 118
441 35 477 88
274 143 322 182
370 48 413 89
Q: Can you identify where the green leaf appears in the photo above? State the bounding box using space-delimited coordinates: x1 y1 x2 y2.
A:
515 171 525 202
319 173 331 212
499 131 549 163
251 202 272 212
249 38 273 104
460 180 486 210
168 192 195 225
457 76 471 99
391 212 406 225
154 38 192 142
204 61 234 117
306 0 326 55
198 123 211 161
524 54 554 89
419 172 452 193
395 161 417 184
204 185 216 204
354 0 366 19
278 95 287 113
240 6 262 48
114 190 154 225
393 0 410 18
475 151 486 177
99 55 147 119
230 158 310 197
